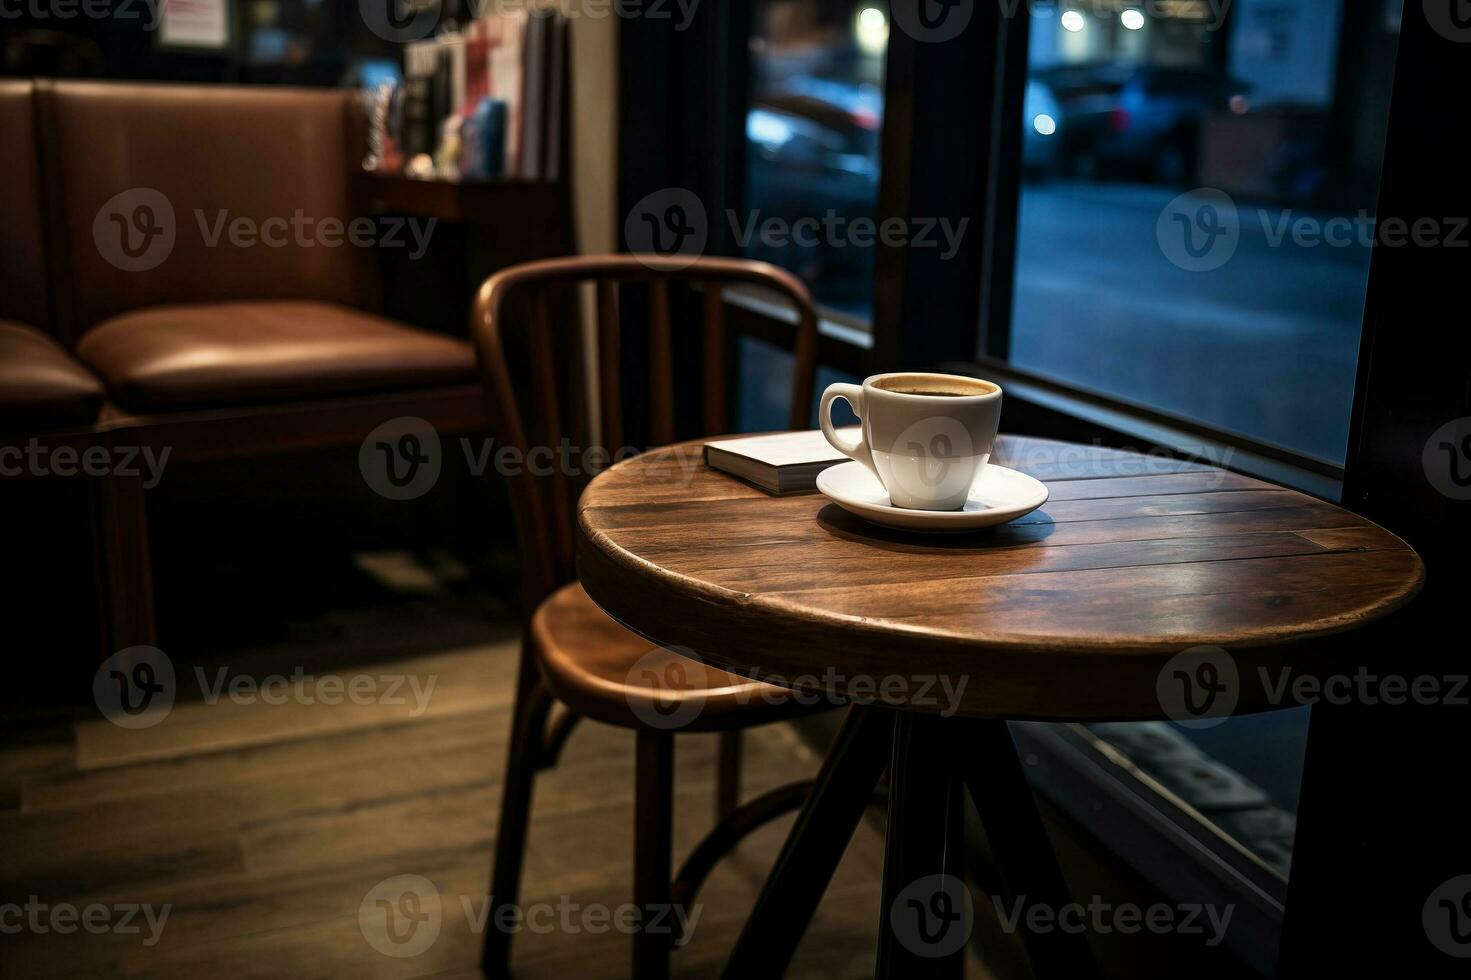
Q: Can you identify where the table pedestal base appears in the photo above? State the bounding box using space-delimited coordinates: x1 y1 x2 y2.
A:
724 706 1099 979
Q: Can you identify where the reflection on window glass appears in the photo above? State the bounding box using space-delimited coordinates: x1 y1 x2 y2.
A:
1009 0 1403 462
746 1 887 319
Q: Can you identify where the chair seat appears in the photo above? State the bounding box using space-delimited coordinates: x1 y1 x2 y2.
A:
0 320 105 428
532 582 823 732
75 300 477 412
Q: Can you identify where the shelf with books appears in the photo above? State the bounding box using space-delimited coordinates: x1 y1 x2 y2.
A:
353 171 568 227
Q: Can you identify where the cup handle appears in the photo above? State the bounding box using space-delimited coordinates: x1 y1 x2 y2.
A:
820 383 877 477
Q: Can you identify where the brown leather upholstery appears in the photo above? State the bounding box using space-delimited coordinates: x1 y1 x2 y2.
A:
531 582 817 732
0 80 51 330
0 320 105 427
75 301 476 412
40 81 365 338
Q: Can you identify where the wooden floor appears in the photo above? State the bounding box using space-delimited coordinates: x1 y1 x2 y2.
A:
0 551 977 979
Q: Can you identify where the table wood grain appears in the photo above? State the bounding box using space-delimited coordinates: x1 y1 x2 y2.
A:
577 435 1424 719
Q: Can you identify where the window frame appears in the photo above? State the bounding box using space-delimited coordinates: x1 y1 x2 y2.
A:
719 2 1359 499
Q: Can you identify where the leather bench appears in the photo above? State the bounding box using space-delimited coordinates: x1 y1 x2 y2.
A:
1 79 488 653
0 80 104 431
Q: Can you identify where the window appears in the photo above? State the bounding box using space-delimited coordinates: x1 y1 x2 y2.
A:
1005 0 1404 463
744 1 888 321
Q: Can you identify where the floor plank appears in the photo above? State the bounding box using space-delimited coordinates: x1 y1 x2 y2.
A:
0 569 983 979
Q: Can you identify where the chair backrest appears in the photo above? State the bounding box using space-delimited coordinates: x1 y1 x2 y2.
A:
0 80 51 330
472 254 820 611
37 80 366 341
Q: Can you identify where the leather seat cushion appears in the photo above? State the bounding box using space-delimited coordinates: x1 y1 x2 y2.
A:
75 301 477 412
0 320 105 428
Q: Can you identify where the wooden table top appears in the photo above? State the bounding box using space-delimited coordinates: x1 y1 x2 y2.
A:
576 435 1424 720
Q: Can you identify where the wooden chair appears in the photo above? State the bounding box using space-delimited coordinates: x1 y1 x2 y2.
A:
471 255 830 978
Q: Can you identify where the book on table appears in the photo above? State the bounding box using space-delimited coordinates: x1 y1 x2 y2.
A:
704 429 857 495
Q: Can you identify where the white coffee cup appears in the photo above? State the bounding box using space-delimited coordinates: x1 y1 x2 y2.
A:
819 372 1003 511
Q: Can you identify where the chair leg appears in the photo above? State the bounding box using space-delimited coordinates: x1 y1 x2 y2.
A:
634 729 675 980
89 471 157 657
483 653 555 978
715 730 741 821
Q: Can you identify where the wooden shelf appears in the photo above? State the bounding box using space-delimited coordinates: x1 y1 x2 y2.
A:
354 171 565 224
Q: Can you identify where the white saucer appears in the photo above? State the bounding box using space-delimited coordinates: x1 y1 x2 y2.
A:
816 461 1049 532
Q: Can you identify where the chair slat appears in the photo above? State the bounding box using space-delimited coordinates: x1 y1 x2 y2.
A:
597 280 624 451
789 304 819 431
529 288 574 567
649 278 675 446
703 284 727 434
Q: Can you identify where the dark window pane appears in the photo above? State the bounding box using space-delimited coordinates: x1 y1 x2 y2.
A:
1008 1 1403 463
745 1 887 321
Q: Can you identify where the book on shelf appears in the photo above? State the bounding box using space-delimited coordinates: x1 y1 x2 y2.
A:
384 8 564 183
704 429 857 496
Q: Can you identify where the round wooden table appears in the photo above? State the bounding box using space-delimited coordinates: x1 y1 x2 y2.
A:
576 434 1423 978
